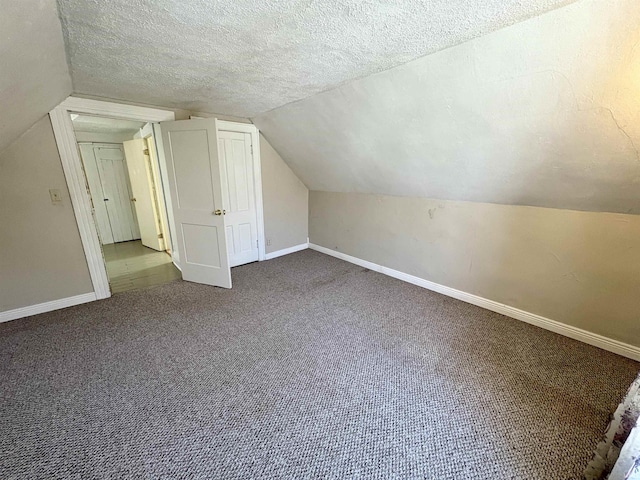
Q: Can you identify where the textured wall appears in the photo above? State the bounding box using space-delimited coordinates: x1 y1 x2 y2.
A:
255 0 640 214
260 135 309 253
56 0 574 117
310 191 640 346
0 116 93 312
0 0 71 152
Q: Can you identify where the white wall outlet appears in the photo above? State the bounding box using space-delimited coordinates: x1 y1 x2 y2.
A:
266 238 272 246
49 189 62 204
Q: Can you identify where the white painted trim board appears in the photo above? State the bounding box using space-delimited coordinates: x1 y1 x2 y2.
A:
308 243 640 361
0 293 97 323
265 243 309 260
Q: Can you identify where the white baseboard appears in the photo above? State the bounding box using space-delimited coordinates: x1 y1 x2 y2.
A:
265 243 309 260
0 292 98 323
308 243 640 361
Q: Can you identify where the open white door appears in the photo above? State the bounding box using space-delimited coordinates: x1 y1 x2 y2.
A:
123 138 164 251
160 118 231 288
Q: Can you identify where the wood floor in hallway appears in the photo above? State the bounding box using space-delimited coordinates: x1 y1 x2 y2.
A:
103 240 181 293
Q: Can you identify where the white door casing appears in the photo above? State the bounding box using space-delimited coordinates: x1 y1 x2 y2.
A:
123 139 164 251
50 97 176 300
49 97 266 303
218 131 259 267
160 118 232 288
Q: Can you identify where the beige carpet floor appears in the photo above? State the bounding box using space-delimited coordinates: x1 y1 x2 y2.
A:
0 250 637 479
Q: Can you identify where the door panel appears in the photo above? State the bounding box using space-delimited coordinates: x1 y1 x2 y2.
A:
94 145 139 243
79 144 114 245
161 118 231 288
171 130 215 210
123 139 164 251
183 224 222 267
218 131 259 267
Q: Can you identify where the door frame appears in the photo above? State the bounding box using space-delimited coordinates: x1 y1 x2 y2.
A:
50 96 175 300
216 120 267 264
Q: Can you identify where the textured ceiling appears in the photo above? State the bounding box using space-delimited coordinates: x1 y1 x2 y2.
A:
0 0 71 153
71 115 144 135
57 0 576 117
254 0 640 214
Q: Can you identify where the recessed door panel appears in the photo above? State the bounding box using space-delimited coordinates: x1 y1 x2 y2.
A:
169 130 215 211
183 224 221 268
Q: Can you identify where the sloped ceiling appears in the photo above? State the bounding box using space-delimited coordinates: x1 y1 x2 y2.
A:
254 0 640 214
57 0 575 117
0 0 72 153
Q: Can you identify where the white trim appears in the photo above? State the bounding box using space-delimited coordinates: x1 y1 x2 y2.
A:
216 121 267 262
308 243 640 361
217 120 256 133
60 97 175 123
0 293 97 323
265 243 309 260
50 107 111 299
49 96 176 302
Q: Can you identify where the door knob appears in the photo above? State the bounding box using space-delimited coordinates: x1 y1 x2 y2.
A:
131 198 137 202
214 209 222 215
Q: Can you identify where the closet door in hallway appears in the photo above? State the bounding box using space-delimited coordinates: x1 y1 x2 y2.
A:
96 145 140 243
80 143 140 244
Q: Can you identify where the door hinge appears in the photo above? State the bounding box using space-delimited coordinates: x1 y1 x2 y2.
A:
143 148 150 155
250 144 253 155
158 233 164 239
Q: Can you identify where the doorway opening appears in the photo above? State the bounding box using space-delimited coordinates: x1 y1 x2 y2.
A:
72 114 180 293
50 97 267 301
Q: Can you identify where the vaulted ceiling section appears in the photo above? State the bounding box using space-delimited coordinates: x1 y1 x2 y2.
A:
253 0 640 214
4 0 637 214
0 0 71 152
56 0 576 117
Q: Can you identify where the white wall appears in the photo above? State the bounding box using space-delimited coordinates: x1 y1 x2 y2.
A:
0 116 93 312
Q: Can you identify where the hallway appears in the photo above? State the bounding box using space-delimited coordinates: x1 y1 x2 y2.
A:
103 240 180 293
